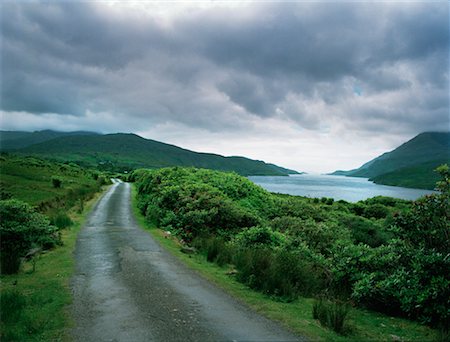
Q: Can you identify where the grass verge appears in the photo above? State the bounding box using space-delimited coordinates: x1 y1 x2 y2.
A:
131 184 439 342
0 187 107 342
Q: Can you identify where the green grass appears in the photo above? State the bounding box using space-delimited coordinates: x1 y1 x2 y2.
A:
0 188 106 341
0 154 100 207
131 184 439 341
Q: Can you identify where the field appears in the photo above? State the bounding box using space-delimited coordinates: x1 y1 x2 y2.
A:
0 154 106 208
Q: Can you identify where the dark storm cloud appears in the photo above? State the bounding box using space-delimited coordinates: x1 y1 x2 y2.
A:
186 3 365 80
1 1 448 136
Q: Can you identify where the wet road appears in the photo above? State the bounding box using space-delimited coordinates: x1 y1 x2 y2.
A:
71 180 303 342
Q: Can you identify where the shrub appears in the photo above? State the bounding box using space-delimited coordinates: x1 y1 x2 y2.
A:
136 169 260 241
51 176 62 188
0 199 60 274
206 237 224 262
371 165 450 327
49 211 73 229
278 217 343 255
0 187 12 200
350 203 365 216
234 226 285 249
338 215 389 247
206 237 234 266
0 289 26 324
233 247 325 300
97 175 109 186
276 196 326 221
134 166 450 329
326 198 334 205
234 248 274 291
363 203 389 219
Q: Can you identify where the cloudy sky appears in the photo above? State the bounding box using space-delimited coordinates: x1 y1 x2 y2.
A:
1 1 448 173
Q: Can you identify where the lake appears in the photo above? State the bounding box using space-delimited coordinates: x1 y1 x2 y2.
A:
248 174 435 202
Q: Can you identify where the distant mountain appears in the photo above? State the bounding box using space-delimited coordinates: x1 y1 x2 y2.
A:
330 132 450 189
0 130 98 150
267 163 303 175
6 131 299 176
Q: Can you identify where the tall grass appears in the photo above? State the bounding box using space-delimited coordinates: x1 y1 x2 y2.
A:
313 297 351 334
193 236 325 302
1 289 26 324
0 289 33 341
49 211 73 229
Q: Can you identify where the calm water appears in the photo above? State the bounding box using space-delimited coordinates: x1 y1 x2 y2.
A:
248 174 435 202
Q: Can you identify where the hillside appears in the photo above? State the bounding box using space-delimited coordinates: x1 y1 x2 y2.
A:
369 160 447 190
330 132 450 189
10 132 299 176
0 130 98 150
0 154 103 209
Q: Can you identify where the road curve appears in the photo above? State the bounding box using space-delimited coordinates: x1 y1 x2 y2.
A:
71 180 304 342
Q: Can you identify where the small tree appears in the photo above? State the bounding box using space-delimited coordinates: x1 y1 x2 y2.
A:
0 199 60 274
393 164 449 253
377 165 450 327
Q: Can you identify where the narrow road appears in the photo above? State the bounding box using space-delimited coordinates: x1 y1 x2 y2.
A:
71 180 303 341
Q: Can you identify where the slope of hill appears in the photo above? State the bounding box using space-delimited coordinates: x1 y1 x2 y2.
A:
0 154 102 209
369 160 446 190
0 130 98 150
11 132 299 176
330 132 450 189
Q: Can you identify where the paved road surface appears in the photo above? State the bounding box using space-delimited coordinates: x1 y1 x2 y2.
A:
71 180 304 341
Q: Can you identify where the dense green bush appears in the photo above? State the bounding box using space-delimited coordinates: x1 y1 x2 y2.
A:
97 175 109 186
192 236 233 265
280 218 343 255
338 215 389 247
233 247 326 300
0 289 26 324
49 211 73 229
235 226 285 249
362 203 389 219
134 166 449 329
135 168 260 241
0 200 60 274
0 187 12 200
51 176 62 188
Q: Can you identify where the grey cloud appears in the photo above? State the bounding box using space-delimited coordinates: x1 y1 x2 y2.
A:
2 2 166 69
187 3 363 81
0 1 448 138
217 74 286 117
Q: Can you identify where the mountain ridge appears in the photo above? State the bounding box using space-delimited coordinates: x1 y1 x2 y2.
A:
330 132 450 189
1 130 300 176
0 130 99 150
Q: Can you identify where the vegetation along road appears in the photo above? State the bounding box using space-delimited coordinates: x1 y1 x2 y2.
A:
71 179 302 342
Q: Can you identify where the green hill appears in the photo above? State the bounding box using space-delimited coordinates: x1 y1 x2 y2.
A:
0 130 98 150
10 132 299 176
370 160 446 189
330 132 450 189
0 154 102 209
